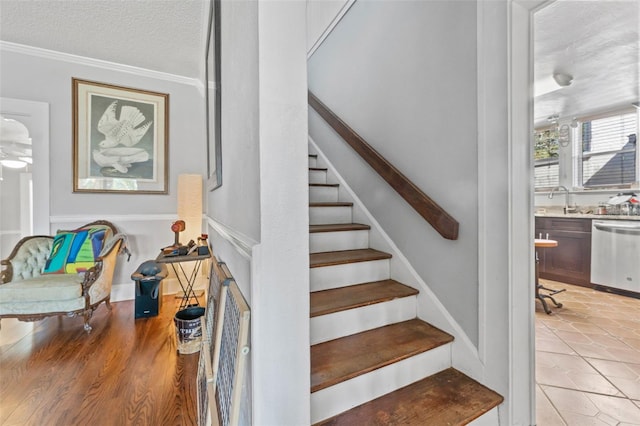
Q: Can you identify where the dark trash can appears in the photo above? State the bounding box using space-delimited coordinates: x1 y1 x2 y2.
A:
174 306 206 354
131 260 168 319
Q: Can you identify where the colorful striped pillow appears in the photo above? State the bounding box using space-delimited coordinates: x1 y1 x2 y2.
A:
43 226 110 274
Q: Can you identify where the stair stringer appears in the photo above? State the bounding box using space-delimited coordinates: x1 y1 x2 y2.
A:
308 136 485 381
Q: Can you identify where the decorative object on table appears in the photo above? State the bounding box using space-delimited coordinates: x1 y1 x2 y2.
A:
172 220 186 246
72 78 169 194
197 234 210 256
131 260 168 319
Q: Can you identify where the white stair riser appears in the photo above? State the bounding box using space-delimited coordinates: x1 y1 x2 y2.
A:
310 230 369 253
310 259 389 291
310 296 417 344
309 169 327 184
310 344 452 424
309 186 339 203
468 407 500 426
309 157 318 168
309 206 352 225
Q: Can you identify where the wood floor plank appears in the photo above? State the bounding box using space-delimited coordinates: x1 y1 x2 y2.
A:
314 368 504 426
311 319 453 392
0 297 198 426
310 248 391 268
309 223 370 233
310 280 418 317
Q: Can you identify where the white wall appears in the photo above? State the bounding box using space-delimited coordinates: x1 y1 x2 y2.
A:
206 1 310 424
308 0 480 345
0 45 207 294
307 0 352 54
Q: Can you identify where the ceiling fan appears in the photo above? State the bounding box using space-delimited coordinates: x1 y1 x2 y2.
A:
0 115 32 169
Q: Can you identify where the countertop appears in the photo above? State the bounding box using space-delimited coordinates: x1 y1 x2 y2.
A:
535 210 640 221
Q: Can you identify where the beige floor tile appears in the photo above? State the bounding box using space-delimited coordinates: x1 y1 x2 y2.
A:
536 385 567 425
560 411 616 426
542 386 640 425
586 392 640 424
598 324 640 340
622 337 640 352
587 358 640 379
541 385 599 417
569 342 639 364
606 376 640 401
585 358 640 400
537 338 578 355
554 330 599 345
536 282 640 425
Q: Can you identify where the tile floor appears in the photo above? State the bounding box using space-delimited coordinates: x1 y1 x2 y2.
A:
535 279 640 425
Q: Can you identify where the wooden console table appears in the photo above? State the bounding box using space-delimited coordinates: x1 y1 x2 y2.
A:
156 250 211 310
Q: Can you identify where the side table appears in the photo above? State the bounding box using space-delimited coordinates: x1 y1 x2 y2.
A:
155 250 211 310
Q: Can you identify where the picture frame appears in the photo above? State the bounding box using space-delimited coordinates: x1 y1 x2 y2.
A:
72 78 169 194
205 0 222 191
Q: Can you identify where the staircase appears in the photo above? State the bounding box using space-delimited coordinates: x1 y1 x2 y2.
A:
308 153 503 425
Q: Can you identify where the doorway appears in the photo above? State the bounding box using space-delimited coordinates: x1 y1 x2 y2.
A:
0 98 49 348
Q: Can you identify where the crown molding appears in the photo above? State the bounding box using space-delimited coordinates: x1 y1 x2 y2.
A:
50 214 178 224
0 41 201 87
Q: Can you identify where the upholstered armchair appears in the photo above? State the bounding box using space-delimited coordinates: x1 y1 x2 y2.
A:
0 220 128 333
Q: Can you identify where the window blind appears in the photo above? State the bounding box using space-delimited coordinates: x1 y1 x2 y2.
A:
581 112 637 187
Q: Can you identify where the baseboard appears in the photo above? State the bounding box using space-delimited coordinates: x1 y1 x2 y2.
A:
110 276 208 303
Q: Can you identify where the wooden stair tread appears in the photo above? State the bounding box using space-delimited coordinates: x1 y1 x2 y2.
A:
310 280 418 317
309 183 340 188
310 202 353 207
310 249 391 268
309 223 370 233
311 319 453 392
314 367 504 426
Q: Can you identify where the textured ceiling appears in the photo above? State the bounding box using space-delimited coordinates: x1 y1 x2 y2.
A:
534 0 639 126
0 0 637 125
0 0 208 80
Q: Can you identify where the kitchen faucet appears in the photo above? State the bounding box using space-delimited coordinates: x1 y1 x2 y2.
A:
548 186 576 214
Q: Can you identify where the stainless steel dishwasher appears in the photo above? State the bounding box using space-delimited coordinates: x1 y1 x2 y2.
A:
591 220 640 294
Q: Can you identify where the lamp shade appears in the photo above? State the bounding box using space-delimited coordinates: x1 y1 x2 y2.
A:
177 174 203 244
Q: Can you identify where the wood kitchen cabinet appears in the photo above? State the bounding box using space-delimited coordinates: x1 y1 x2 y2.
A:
535 217 592 287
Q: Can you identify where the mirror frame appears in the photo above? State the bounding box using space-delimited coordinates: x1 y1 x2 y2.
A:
206 0 222 191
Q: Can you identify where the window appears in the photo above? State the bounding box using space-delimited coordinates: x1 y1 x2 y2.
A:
534 126 559 189
580 111 637 188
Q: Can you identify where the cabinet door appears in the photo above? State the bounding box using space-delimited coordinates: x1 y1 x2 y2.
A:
540 230 591 286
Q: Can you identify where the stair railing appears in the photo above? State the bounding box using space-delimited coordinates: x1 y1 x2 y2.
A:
309 91 459 240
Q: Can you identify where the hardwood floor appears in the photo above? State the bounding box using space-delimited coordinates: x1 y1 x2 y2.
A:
0 296 198 426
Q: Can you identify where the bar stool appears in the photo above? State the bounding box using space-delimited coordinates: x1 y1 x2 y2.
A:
535 239 565 314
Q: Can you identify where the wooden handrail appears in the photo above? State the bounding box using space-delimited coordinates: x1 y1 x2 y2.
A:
308 91 459 240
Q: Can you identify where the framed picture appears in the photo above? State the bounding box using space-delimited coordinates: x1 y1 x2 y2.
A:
72 78 169 194
205 0 222 191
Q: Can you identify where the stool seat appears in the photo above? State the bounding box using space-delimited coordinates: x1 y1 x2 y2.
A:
535 238 558 248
